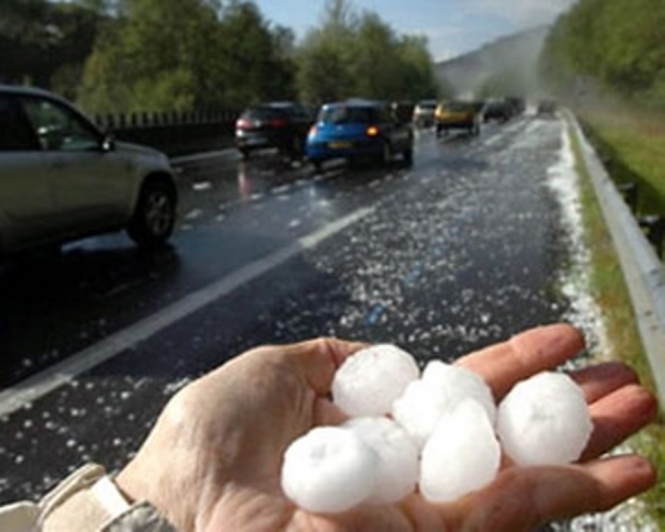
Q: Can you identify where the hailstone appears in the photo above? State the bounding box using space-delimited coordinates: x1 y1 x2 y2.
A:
497 371 593 466
343 417 419 504
392 362 496 448
420 399 501 503
281 426 378 513
332 344 420 417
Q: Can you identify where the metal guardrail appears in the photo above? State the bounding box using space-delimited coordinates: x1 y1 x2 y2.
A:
567 111 665 407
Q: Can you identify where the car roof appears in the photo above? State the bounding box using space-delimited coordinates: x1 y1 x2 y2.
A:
323 98 384 109
0 84 62 99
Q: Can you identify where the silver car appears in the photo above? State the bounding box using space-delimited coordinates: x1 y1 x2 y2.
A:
0 85 178 256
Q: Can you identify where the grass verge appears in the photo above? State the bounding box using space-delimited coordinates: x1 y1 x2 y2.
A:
575 106 665 217
568 122 665 527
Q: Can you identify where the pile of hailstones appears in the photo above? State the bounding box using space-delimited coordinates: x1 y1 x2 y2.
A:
280 344 593 513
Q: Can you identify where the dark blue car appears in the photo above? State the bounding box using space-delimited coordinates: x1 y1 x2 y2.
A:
305 100 414 170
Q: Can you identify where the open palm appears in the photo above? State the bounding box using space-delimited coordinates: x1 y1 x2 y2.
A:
116 324 657 531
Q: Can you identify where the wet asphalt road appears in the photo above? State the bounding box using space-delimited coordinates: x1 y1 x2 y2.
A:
0 115 574 503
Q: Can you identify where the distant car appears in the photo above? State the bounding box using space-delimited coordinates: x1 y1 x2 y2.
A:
412 99 438 128
305 99 414 170
235 102 314 160
435 100 483 137
537 99 558 115
0 85 178 257
505 96 525 116
482 99 513 123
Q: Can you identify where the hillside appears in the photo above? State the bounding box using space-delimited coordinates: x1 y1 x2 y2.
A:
435 26 549 99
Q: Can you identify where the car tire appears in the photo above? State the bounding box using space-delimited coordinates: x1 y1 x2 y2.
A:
289 136 303 160
240 148 250 160
127 180 177 248
403 147 414 166
380 141 392 166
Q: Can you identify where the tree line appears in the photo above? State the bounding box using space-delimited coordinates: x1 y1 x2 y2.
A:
539 0 665 106
1 0 440 114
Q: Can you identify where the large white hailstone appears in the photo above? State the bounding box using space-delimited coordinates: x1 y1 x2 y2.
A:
422 361 496 423
392 362 496 448
420 399 501 503
342 417 419 504
281 426 378 513
497 371 593 466
332 344 420 417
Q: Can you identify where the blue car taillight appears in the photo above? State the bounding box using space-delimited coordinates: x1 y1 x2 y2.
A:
366 125 380 137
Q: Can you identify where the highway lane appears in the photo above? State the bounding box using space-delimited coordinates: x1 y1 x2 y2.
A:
0 115 584 502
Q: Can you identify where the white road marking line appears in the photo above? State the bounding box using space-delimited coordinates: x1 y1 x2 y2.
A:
0 206 375 418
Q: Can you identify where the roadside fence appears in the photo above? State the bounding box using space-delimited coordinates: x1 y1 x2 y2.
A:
94 109 241 157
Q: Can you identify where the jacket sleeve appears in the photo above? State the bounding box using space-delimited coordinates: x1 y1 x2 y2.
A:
0 464 176 532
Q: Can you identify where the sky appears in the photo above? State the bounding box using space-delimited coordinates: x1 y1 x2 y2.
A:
253 0 578 61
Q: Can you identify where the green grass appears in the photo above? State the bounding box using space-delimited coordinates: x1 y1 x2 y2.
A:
568 122 665 527
576 106 665 216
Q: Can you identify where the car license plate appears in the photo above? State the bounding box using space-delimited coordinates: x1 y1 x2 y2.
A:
329 141 351 149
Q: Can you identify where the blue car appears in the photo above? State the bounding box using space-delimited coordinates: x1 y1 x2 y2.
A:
306 100 414 170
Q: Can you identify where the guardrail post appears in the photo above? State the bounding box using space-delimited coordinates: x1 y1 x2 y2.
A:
639 215 665 258
617 182 638 212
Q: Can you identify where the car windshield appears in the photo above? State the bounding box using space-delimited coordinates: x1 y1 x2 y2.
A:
443 101 473 112
318 105 379 124
242 106 288 120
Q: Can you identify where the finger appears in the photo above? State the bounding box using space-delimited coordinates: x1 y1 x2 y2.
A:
531 456 655 523
312 397 348 427
456 323 585 399
281 337 368 395
582 383 658 460
570 362 640 403
447 455 655 531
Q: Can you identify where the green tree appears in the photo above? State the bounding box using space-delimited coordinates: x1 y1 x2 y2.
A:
540 0 665 103
78 0 296 113
296 0 440 104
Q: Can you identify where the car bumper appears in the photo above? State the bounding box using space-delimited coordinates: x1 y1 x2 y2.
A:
306 139 383 161
436 120 475 129
235 131 292 151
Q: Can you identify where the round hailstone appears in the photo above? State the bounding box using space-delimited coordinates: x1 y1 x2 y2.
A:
343 417 419 504
392 362 496 448
420 399 501 503
332 344 420 417
422 361 496 423
497 371 593 466
281 426 378 513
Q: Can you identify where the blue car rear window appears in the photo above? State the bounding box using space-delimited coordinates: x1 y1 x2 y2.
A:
318 106 379 124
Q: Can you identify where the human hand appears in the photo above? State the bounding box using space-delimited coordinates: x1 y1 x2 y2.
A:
115 324 657 531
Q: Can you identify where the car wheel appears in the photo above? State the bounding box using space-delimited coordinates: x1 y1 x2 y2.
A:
127 180 177 248
403 147 414 166
290 136 304 160
381 141 392 166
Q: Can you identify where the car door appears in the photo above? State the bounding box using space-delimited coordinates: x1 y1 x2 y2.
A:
0 93 54 252
20 95 131 239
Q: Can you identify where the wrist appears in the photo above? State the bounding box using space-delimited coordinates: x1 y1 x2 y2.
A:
115 452 201 531
38 464 175 531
